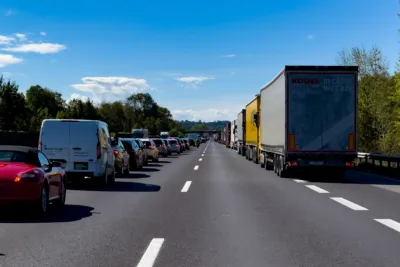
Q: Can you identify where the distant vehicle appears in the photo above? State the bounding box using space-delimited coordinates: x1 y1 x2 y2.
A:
168 139 181 154
120 138 144 170
39 119 115 185
140 138 159 162
0 145 67 215
111 138 130 175
152 138 168 157
132 129 149 139
160 131 170 139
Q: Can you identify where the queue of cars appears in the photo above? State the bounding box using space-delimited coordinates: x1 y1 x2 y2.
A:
0 119 201 216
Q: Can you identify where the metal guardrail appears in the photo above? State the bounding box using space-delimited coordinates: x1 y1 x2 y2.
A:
356 152 400 178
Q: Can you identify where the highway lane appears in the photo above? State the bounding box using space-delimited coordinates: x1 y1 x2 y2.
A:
2 140 400 267
0 145 203 267
157 142 400 267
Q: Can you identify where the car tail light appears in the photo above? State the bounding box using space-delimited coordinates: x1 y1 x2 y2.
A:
96 142 101 159
345 162 353 167
114 150 119 156
14 170 40 182
176 144 179 147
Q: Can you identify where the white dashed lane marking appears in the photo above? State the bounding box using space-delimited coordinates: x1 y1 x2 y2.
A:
201 154 204 157
199 158 203 161
136 238 165 267
194 165 199 170
305 185 329 194
181 181 192 192
293 179 307 183
374 219 400 233
330 197 368 211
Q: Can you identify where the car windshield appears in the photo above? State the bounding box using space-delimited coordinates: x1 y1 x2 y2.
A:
169 140 177 144
143 141 152 147
153 139 163 145
0 150 28 162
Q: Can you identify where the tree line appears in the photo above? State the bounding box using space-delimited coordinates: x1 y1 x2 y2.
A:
0 81 187 137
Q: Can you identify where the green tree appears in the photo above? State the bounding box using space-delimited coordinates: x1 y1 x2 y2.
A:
0 76 28 131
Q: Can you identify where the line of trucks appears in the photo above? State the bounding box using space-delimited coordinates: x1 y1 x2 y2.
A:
218 65 358 177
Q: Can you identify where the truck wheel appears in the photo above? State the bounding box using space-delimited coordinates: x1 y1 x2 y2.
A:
260 156 265 168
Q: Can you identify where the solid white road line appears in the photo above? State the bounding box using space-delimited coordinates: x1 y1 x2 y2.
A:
194 165 199 170
330 197 368 211
199 158 203 161
305 185 329 194
201 154 204 157
374 219 400 233
136 238 165 267
181 181 192 192
293 179 307 183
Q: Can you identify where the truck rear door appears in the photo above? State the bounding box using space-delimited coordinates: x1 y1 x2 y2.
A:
287 72 356 152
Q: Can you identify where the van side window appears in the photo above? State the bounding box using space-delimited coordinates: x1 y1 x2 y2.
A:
101 128 108 148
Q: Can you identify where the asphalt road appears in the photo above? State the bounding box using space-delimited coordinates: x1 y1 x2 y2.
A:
2 141 400 266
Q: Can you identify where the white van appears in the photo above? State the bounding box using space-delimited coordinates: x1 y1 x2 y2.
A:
39 119 115 185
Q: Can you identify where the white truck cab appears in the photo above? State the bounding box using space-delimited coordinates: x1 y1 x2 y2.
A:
39 119 115 185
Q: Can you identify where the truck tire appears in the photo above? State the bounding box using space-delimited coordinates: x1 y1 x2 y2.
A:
260 155 265 168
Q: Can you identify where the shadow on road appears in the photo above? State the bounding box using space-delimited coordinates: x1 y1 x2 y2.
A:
0 205 95 223
83 181 161 192
158 160 171 164
0 253 5 256
120 173 151 179
168 156 180 158
147 163 163 167
141 167 161 172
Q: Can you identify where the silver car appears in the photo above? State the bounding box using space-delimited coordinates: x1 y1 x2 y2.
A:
168 138 181 154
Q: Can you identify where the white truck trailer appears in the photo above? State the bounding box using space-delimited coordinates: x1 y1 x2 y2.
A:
258 65 358 178
230 119 236 149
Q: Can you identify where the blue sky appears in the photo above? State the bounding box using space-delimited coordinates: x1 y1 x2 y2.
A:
0 0 398 121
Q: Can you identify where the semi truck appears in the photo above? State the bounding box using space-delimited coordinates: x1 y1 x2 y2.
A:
230 119 236 149
245 95 260 163
258 65 358 177
225 122 231 148
236 109 246 156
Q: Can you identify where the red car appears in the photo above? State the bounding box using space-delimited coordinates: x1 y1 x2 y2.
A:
0 146 67 215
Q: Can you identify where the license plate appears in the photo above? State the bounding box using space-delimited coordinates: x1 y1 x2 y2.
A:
309 161 323 165
74 162 88 170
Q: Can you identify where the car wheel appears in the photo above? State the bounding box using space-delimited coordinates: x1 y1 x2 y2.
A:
54 179 66 207
36 185 49 216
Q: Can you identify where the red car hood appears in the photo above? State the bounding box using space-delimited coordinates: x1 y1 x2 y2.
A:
0 162 36 180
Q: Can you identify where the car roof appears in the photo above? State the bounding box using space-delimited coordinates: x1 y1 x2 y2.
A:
0 145 38 153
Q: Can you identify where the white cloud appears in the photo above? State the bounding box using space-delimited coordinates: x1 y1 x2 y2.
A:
172 108 238 122
14 33 27 41
5 9 15 16
175 76 213 87
71 76 151 103
67 93 89 103
0 54 23 67
40 32 47 36
2 43 66 54
307 34 313 40
0 35 15 45
222 54 236 58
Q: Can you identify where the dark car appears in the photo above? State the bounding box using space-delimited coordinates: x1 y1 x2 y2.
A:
134 138 149 165
188 138 195 146
120 138 143 170
0 146 67 215
111 138 130 175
